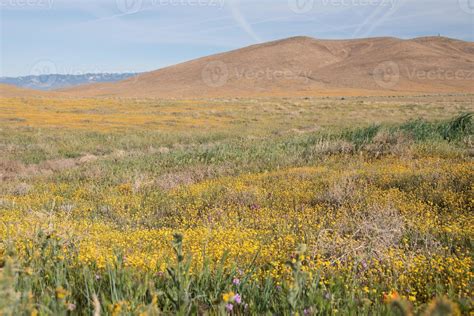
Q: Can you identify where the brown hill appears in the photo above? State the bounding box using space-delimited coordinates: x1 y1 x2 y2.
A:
63 36 474 98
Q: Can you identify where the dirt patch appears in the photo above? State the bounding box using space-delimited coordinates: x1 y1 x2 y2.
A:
79 154 99 164
0 154 99 180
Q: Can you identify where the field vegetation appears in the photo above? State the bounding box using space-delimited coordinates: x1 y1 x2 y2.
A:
0 95 473 315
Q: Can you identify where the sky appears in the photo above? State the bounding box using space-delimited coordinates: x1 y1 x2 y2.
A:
0 0 473 77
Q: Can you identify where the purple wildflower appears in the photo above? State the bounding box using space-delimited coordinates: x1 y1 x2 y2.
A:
233 278 241 286
234 293 242 304
225 303 233 312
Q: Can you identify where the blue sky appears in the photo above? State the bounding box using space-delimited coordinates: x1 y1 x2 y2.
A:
1 0 473 76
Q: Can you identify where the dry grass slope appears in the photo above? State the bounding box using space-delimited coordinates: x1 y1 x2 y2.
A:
0 83 56 98
63 36 474 98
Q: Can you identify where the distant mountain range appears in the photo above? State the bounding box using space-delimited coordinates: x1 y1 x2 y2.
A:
0 73 138 91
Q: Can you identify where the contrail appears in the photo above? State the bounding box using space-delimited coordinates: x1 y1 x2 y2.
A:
228 0 262 43
352 0 406 38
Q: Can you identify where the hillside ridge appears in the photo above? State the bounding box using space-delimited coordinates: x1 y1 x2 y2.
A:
56 36 474 98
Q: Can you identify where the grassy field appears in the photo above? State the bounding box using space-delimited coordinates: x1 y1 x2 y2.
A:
0 95 473 315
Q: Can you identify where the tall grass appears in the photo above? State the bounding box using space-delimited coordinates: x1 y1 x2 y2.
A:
394 112 473 142
1 232 465 315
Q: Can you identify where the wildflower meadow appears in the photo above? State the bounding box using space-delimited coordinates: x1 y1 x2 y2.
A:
0 95 472 315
